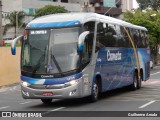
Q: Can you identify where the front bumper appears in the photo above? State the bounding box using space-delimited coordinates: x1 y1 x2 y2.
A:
21 80 83 99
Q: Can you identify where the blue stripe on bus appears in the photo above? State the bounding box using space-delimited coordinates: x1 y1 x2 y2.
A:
21 72 82 85
27 20 81 29
95 48 135 92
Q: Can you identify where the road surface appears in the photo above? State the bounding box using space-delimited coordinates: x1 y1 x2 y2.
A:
0 66 160 119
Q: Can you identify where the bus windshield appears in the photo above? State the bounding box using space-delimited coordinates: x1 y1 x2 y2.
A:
48 27 80 74
21 27 81 75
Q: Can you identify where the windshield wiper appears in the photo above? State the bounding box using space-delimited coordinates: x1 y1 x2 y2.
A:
50 54 64 77
32 46 48 76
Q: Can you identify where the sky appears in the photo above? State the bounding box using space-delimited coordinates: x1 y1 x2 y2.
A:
133 0 139 9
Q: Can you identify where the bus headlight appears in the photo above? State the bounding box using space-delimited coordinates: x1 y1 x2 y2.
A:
21 81 30 87
64 79 79 87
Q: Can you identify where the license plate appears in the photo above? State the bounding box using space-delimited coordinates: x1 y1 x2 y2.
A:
42 92 53 96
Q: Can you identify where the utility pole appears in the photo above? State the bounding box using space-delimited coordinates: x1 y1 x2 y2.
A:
16 12 18 38
0 0 2 42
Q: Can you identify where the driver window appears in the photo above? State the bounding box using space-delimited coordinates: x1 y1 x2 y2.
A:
82 22 95 66
82 34 93 64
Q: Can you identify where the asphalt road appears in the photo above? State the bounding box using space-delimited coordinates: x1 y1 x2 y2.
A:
0 66 160 119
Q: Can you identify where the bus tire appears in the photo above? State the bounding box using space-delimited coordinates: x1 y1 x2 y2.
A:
137 71 143 89
41 99 52 104
90 80 99 102
130 72 138 91
137 77 142 89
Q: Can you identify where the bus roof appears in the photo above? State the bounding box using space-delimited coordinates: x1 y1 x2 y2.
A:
27 12 147 31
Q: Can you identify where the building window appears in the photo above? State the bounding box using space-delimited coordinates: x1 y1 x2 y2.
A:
23 8 35 15
103 0 116 7
61 0 68 3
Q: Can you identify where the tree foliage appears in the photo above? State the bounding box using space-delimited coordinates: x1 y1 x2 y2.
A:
124 9 160 59
35 5 68 18
136 0 160 11
4 11 25 38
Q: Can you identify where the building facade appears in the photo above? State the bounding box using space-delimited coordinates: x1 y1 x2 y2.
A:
81 0 133 17
1 0 82 39
2 0 81 14
1 0 133 39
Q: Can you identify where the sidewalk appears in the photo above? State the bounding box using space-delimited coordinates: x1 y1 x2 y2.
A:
0 47 21 87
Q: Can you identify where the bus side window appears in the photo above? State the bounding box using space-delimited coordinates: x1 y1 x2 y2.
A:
128 28 135 48
96 23 119 49
106 24 117 47
114 25 123 47
133 30 140 47
96 22 106 51
120 27 130 47
141 30 146 48
127 28 133 48
137 30 143 48
144 31 149 48
84 21 95 33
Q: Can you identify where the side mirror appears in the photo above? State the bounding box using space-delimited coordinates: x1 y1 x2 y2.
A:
77 31 90 52
11 35 23 55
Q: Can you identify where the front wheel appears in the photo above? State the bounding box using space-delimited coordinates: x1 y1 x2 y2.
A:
41 99 52 104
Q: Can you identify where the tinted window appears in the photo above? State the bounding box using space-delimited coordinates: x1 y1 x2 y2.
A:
84 21 95 33
132 29 140 47
144 31 149 48
82 22 95 66
137 30 143 48
120 27 130 47
96 23 117 49
82 34 93 65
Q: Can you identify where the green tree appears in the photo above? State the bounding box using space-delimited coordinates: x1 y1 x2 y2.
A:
124 9 160 62
35 5 68 18
136 0 160 11
4 11 25 38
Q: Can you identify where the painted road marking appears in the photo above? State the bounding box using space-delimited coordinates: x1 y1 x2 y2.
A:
0 106 10 110
150 71 160 76
42 107 65 116
20 101 32 105
50 107 66 111
139 101 156 109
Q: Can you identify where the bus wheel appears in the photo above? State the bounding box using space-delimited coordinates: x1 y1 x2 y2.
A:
137 77 142 89
130 72 138 91
90 80 99 102
41 99 52 104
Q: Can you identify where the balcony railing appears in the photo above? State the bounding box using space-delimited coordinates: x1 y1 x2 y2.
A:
94 0 103 2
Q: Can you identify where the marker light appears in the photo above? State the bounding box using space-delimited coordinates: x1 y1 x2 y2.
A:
24 30 28 40
69 80 78 85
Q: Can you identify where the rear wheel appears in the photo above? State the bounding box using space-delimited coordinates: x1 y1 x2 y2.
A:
41 99 52 104
130 72 138 91
137 74 142 89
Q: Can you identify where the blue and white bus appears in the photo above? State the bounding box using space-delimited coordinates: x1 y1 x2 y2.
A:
12 13 150 104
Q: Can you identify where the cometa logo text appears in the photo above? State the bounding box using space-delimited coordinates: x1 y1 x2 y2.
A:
107 50 122 61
